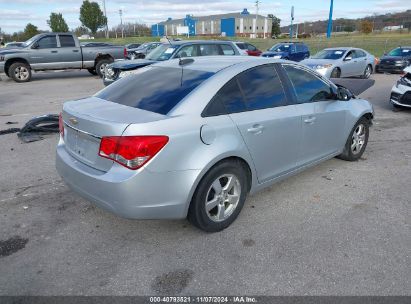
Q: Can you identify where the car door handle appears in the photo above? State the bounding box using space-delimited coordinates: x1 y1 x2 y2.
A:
73 50 79 53
51 50 58 53
304 117 316 124
247 124 264 134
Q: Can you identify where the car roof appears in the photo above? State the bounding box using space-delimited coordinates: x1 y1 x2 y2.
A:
149 56 280 73
323 47 363 51
161 40 237 46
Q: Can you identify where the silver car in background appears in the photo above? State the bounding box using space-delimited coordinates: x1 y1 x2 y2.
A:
302 47 375 79
56 56 374 232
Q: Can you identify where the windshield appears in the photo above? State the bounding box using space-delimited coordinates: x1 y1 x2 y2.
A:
145 44 178 61
312 49 346 59
95 66 214 114
269 43 291 52
21 35 42 47
388 47 411 57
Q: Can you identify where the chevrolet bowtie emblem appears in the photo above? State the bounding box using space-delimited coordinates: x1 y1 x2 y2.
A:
69 117 78 125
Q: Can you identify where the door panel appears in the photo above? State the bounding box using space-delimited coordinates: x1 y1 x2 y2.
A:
29 35 60 70
58 35 82 68
297 101 347 165
230 106 302 182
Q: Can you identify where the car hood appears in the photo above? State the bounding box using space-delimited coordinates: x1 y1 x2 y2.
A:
110 59 157 70
0 48 28 55
261 51 287 57
302 58 336 67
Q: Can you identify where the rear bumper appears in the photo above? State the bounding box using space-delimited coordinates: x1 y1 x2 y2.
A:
56 141 200 219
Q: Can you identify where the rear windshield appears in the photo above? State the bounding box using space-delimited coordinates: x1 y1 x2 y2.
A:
95 67 214 115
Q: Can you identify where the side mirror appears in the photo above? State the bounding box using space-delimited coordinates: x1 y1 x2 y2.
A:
344 56 352 61
337 86 353 101
31 42 39 49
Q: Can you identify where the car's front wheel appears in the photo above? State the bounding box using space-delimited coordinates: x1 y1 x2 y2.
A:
9 62 32 82
331 67 341 78
188 160 249 232
362 64 373 79
338 117 370 161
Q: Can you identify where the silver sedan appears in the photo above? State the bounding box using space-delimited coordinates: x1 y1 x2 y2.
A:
56 56 374 232
302 47 375 79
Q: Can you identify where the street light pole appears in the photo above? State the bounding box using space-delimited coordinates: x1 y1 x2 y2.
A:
119 9 123 38
102 0 109 38
326 0 334 38
255 0 260 38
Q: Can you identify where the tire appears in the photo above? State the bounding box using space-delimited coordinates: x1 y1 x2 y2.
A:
337 117 370 161
331 67 341 78
188 160 249 232
9 62 32 83
95 58 113 78
87 68 97 75
361 64 372 79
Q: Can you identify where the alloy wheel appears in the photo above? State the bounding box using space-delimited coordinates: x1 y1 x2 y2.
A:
14 66 29 81
351 124 366 155
205 174 241 222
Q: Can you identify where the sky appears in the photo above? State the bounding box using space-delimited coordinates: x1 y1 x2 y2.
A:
0 0 409 34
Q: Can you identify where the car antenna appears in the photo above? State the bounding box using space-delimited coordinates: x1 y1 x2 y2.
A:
178 57 194 86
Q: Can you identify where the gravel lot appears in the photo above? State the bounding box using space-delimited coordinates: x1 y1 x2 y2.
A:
0 71 410 296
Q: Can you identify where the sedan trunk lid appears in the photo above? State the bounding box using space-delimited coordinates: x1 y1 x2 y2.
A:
62 97 167 172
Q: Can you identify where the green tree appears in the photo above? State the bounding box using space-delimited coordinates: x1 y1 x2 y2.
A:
79 0 107 35
47 13 69 32
23 23 39 40
268 14 281 37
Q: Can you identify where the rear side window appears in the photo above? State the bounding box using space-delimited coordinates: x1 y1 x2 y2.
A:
354 50 366 58
96 67 214 115
59 35 76 47
247 44 257 51
220 44 235 55
283 65 333 103
237 65 287 110
37 36 57 48
200 44 222 56
211 78 246 114
236 43 247 50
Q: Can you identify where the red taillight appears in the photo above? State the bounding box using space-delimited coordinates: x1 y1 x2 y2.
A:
98 136 169 170
124 48 127 58
58 113 64 137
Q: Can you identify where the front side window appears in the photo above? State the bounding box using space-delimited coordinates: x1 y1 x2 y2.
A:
237 65 287 110
283 65 333 104
95 67 214 115
37 36 57 49
59 35 75 47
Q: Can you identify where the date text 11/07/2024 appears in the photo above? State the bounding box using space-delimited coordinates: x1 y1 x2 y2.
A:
149 296 258 303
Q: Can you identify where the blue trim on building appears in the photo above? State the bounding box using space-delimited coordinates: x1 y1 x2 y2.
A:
221 18 235 37
151 24 164 37
184 15 196 36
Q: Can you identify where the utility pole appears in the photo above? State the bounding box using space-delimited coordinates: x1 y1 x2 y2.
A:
119 9 124 38
102 0 109 38
290 6 294 40
255 0 260 38
326 0 334 38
